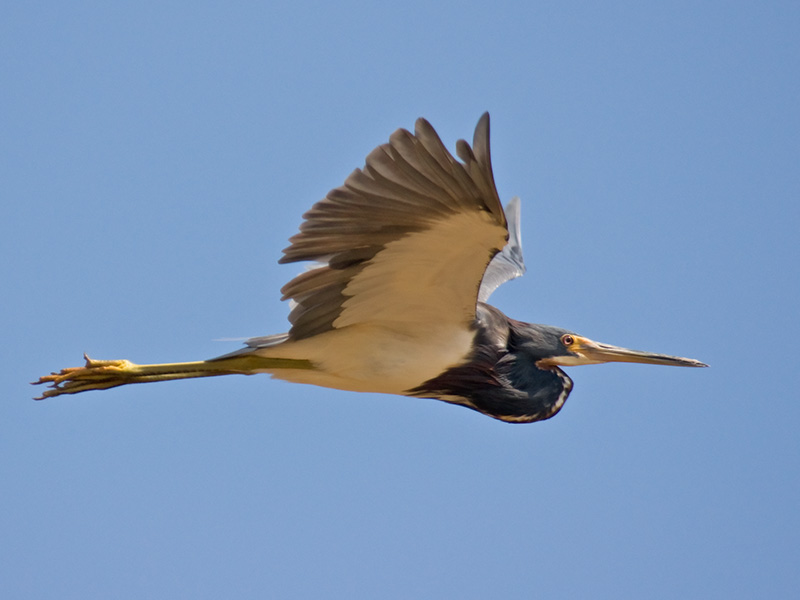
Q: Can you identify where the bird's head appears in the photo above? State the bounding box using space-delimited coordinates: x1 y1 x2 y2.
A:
515 324 707 369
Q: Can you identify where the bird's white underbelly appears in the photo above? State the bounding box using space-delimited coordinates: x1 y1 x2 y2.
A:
251 323 476 394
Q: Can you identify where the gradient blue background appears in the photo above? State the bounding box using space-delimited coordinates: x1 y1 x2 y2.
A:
3 2 799 598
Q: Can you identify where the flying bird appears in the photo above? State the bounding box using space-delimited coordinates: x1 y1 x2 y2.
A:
34 113 706 423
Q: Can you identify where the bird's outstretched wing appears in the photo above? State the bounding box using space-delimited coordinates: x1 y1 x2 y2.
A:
277 113 514 342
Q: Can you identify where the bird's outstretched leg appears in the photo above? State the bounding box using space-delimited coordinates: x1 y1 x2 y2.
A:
33 353 312 399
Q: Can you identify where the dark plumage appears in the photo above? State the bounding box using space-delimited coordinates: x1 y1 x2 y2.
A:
409 304 574 423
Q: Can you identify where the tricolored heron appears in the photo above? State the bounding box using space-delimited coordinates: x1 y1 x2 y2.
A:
34 114 706 423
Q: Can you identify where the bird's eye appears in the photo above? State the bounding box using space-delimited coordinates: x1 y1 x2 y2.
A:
561 334 574 346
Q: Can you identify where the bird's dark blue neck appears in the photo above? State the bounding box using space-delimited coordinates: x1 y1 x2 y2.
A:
406 304 573 423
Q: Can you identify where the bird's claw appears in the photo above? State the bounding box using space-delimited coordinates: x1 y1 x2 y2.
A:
32 354 135 399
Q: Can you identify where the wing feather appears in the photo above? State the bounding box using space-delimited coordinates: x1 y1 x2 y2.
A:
277 113 518 341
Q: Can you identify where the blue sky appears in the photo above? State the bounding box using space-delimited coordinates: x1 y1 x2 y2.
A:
3 1 799 598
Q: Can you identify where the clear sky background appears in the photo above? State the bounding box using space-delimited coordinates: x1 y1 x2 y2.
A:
3 2 799 598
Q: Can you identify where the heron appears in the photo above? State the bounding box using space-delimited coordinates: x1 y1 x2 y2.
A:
34 113 706 423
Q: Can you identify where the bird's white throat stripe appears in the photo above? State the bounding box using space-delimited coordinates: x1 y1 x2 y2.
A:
553 369 572 412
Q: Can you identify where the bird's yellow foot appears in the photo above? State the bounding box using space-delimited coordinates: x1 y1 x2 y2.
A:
33 352 313 399
33 354 137 399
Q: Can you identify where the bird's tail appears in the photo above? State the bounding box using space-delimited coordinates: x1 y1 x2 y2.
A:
32 353 313 399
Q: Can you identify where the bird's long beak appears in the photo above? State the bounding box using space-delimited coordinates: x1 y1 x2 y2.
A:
557 336 708 368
